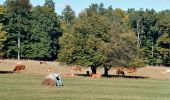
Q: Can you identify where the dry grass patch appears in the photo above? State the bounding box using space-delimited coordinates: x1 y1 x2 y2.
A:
1 59 170 79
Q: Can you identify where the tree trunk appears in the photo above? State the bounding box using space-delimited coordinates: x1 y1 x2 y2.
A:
104 67 109 77
91 66 96 74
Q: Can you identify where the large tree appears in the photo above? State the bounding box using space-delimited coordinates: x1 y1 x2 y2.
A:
29 6 61 60
58 4 139 75
3 0 32 58
0 5 7 57
44 0 55 11
60 5 75 27
156 10 170 66
128 9 162 65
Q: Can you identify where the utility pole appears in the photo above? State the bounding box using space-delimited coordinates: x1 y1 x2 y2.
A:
18 33 20 60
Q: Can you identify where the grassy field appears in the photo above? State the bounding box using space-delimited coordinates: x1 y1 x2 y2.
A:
0 73 170 100
0 59 170 100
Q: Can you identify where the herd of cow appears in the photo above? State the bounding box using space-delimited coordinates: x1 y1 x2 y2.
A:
67 66 137 78
1 60 137 77
116 67 137 76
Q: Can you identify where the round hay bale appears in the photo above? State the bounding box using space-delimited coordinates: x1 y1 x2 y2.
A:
41 78 56 86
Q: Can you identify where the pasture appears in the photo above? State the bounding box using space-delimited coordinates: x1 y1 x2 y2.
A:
0 59 170 100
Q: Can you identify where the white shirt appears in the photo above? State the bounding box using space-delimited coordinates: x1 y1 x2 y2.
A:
45 72 61 81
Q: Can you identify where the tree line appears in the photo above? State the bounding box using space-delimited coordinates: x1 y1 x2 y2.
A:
0 0 169 75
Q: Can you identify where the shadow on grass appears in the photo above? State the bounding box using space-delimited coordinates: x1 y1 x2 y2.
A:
0 71 14 74
75 73 149 79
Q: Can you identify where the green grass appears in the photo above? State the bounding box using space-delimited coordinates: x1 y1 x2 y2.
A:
0 73 170 100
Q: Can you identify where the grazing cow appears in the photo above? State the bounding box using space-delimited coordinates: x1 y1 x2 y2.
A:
116 68 125 76
65 72 75 77
91 73 102 78
47 67 53 73
40 61 47 65
71 66 82 72
126 67 137 73
13 64 25 72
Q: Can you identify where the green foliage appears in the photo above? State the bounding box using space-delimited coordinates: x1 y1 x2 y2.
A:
3 0 32 58
5 0 32 15
61 5 75 25
128 9 170 66
0 2 169 66
2 0 61 60
157 33 170 45
0 23 7 57
156 33 170 65
27 6 61 60
0 5 6 57
0 5 4 14
44 0 55 11
58 4 139 75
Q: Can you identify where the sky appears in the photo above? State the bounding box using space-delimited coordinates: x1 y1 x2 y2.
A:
0 0 170 15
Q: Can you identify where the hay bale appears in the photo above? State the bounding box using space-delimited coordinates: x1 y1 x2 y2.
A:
41 78 56 86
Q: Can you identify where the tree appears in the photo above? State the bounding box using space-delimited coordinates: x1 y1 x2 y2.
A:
0 24 6 49
128 9 161 65
3 0 32 59
156 10 170 66
0 5 7 57
44 0 55 11
0 5 4 14
58 4 139 76
60 5 75 26
156 33 170 65
29 6 61 60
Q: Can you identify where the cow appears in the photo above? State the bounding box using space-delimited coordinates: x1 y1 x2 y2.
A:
13 64 25 72
70 66 82 72
126 67 137 73
40 61 47 65
47 67 53 73
116 68 125 76
65 72 75 77
91 73 102 78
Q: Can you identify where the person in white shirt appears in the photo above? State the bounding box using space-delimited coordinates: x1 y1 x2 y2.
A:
53 72 63 87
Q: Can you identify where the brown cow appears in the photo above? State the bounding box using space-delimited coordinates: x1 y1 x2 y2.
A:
40 61 47 65
91 73 102 78
47 67 53 73
13 64 25 72
71 66 82 72
126 67 137 73
116 68 125 76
